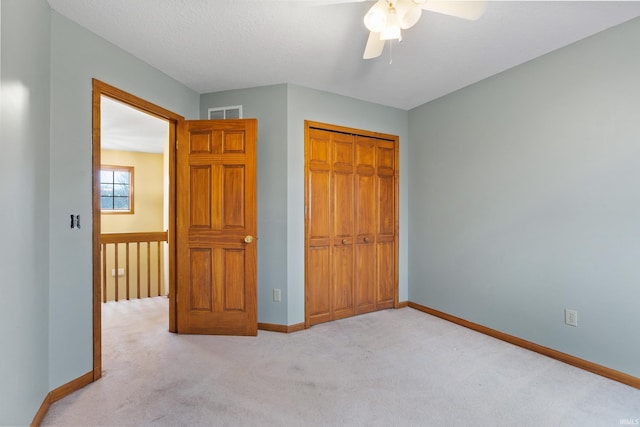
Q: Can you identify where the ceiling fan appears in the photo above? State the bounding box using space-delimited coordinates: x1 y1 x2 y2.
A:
360 0 488 59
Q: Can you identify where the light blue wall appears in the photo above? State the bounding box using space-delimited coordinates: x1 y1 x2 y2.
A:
287 85 409 325
49 11 200 389
201 85 289 325
0 0 51 424
408 17 640 377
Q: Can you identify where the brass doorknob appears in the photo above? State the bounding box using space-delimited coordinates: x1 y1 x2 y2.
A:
244 235 254 243
364 237 370 243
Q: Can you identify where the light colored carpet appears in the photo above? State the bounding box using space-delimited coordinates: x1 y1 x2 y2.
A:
42 297 639 426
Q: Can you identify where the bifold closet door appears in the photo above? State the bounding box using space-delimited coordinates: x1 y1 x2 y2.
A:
306 122 398 327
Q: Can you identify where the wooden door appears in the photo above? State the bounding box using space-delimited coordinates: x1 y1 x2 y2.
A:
176 119 257 335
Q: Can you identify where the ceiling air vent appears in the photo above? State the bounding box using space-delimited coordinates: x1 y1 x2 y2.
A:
208 105 243 120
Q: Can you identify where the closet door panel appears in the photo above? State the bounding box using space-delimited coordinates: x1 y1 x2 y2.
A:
377 142 395 234
332 133 354 239
377 241 395 308
308 246 331 324
333 171 353 239
332 244 354 319
354 170 376 314
355 243 376 314
309 170 330 241
378 174 395 237
356 137 376 237
308 129 331 241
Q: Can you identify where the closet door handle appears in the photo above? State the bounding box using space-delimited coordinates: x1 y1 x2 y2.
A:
342 239 347 245
364 237 369 243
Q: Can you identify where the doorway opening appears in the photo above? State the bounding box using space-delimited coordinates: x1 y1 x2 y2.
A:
92 79 182 380
100 96 169 302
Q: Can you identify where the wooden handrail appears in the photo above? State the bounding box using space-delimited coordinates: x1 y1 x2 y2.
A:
100 231 168 302
101 231 168 244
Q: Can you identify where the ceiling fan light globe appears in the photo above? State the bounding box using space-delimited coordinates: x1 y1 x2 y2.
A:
380 25 402 41
364 0 388 33
380 7 402 41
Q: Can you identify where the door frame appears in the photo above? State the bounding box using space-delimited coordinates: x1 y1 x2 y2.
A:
91 79 184 380
303 120 400 328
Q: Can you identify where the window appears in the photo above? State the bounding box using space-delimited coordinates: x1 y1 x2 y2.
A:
208 105 243 120
100 166 134 213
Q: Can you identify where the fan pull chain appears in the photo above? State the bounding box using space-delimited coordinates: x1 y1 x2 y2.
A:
388 40 393 64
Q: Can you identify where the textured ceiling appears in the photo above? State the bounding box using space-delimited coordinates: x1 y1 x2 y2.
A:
48 0 640 111
61 1 638 153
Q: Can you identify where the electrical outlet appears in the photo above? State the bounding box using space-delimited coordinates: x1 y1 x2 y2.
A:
565 309 578 327
273 288 281 302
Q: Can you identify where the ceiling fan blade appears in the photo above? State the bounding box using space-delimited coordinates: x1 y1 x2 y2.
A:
363 31 385 59
421 1 487 21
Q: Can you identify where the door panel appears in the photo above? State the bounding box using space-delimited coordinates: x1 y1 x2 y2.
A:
377 241 395 308
177 119 257 335
332 132 354 239
307 246 331 323
189 248 212 310
333 171 354 237
356 173 375 236
355 136 376 237
378 175 395 236
332 244 354 319
224 249 245 310
190 166 212 227
309 170 330 240
355 243 376 314
223 165 246 228
377 141 395 237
